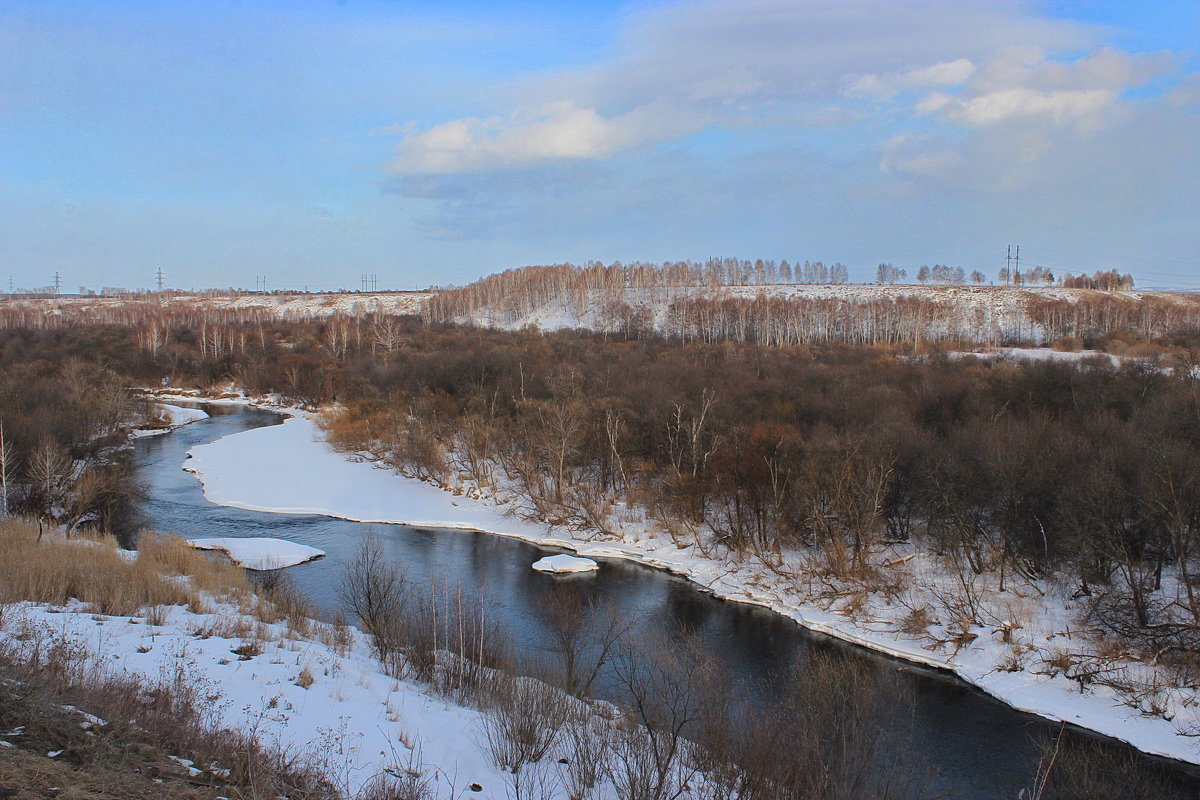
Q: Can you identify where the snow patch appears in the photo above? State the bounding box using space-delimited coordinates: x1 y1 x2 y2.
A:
532 554 599 574
187 537 325 570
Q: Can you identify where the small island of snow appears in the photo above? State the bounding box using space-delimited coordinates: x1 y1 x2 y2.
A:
187 537 325 570
532 554 599 574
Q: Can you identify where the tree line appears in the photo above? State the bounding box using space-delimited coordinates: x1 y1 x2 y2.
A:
5 314 1200 662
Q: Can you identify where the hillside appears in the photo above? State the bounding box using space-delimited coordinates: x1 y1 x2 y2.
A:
4 276 1199 347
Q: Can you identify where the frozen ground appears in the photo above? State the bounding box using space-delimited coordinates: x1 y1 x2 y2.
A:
0 599 512 798
183 411 1200 766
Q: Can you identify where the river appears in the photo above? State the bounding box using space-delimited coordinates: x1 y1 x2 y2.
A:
132 403 1200 800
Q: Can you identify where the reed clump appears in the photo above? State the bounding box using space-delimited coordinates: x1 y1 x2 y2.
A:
0 518 250 616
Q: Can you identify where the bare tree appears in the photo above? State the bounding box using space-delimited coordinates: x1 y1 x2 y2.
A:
0 422 15 516
28 437 72 523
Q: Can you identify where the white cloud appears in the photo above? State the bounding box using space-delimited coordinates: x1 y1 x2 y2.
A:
846 58 975 100
388 0 1102 175
390 101 709 174
921 47 1173 127
948 87 1116 125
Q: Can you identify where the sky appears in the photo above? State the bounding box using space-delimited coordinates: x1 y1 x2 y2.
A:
1 0 1198 292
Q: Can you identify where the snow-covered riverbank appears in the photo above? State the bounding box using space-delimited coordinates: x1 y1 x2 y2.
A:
181 410 1200 767
1 598 508 797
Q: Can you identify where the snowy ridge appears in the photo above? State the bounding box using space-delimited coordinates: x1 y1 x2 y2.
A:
183 410 1200 767
455 284 1200 344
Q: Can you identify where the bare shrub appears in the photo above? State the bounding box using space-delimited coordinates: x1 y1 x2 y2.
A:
688 648 924 800
339 536 409 671
406 580 510 698
504 759 560 800
607 634 720 800
357 770 435 800
1024 729 1194 800
478 675 571 774
561 708 613 799
898 605 935 637
539 583 632 697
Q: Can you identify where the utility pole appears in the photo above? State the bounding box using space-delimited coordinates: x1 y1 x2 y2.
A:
1014 245 1020 286
1006 245 1012 286
156 267 165 291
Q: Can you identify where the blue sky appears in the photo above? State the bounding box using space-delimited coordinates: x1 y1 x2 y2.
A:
1 0 1197 292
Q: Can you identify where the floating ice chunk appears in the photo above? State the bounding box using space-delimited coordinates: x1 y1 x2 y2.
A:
187 537 325 570
532 554 599 574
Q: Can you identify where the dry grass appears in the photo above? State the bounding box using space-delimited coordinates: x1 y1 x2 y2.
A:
0 745 223 800
0 632 337 800
0 518 251 618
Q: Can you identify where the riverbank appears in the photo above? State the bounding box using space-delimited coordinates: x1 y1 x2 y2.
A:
0 519 534 798
171 399 1200 768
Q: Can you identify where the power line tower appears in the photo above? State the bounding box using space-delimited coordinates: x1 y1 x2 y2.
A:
156 267 165 291
53 272 62 295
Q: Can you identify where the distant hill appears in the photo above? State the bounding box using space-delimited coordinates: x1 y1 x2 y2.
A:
4 264 1199 346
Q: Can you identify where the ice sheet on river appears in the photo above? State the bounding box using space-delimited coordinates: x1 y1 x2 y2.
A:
184 416 549 538
532 554 599 573
187 537 325 570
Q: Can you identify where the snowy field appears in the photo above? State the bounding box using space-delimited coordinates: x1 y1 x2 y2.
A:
0 599 512 797
183 410 1200 766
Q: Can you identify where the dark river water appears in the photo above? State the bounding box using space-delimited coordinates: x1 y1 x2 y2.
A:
132 404 1200 800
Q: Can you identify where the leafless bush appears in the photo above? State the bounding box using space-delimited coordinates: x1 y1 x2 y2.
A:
357 770 436 800
339 535 410 670
607 634 720 800
505 759 560 800
1023 728 1194 800
687 648 924 800
478 674 571 774
561 707 613 799
540 583 633 697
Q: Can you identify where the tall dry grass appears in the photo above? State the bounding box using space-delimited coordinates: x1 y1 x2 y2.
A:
0 517 249 616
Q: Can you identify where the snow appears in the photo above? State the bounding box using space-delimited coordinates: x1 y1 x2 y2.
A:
187 537 325 570
532 554 599 574
181 409 1200 767
953 347 1123 365
132 403 210 438
455 284 1200 345
185 416 550 538
0 599 510 797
